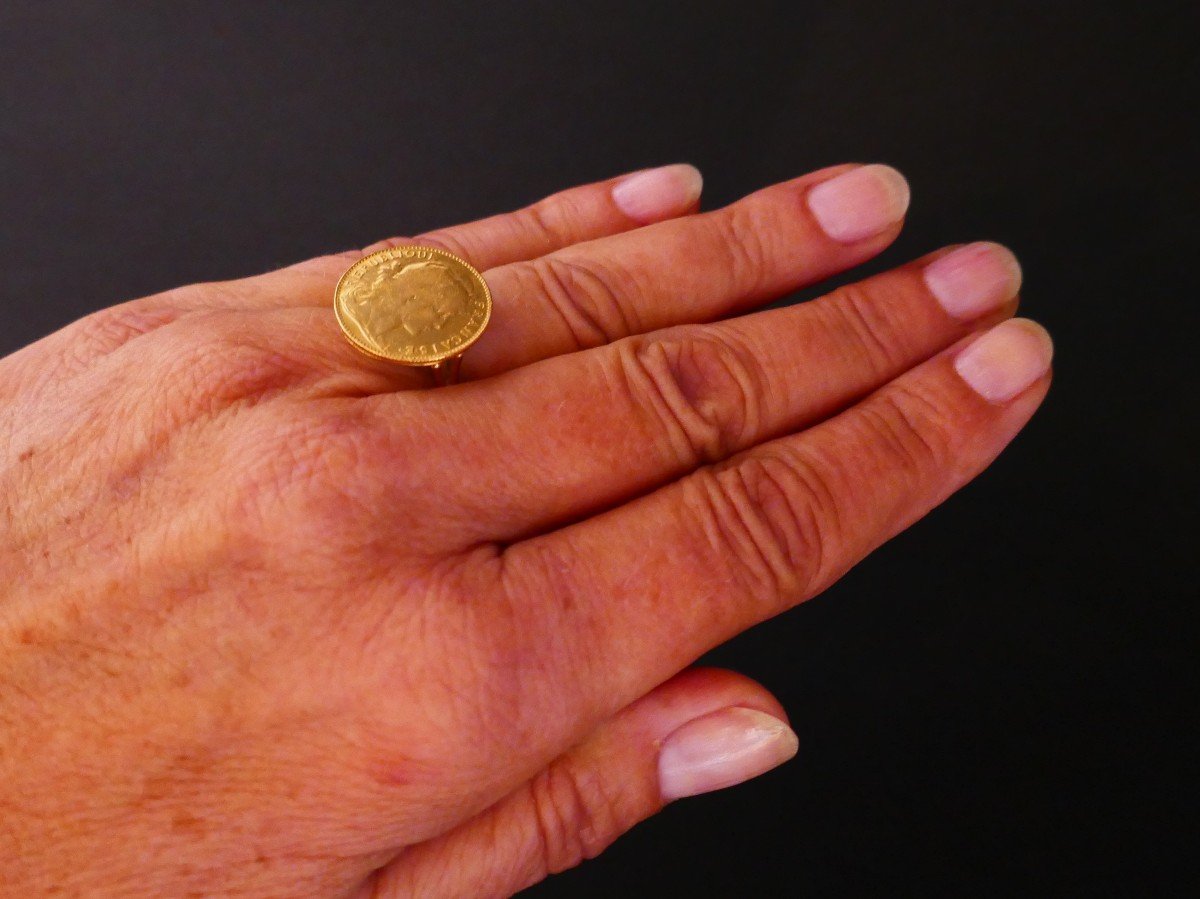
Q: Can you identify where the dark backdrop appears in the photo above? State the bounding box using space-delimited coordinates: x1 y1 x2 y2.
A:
1 2 1193 895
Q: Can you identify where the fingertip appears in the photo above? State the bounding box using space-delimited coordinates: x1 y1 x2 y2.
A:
954 318 1054 403
924 241 1023 320
806 163 911 243
658 706 799 801
612 163 704 223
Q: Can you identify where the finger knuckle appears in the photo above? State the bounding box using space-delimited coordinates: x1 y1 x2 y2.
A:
370 232 472 261
854 384 955 478
417 231 474 260
526 759 620 876
619 327 767 465
528 255 639 350
523 193 578 246
64 301 183 368
322 247 369 265
820 281 909 376
275 251 365 281
685 449 842 610
367 235 416 252
142 312 321 420
712 202 776 294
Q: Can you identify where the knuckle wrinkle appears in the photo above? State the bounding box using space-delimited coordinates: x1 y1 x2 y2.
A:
622 329 766 466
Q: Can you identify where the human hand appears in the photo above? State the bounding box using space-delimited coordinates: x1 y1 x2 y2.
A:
0 162 1051 897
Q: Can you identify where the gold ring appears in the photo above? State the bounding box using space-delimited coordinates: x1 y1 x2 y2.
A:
334 245 492 385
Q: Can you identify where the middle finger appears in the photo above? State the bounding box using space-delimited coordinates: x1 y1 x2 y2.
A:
369 241 1022 544
461 163 911 377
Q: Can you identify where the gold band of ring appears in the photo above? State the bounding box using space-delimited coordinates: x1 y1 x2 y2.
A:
431 355 464 387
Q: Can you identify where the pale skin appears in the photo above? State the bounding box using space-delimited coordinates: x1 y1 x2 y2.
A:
0 162 1052 897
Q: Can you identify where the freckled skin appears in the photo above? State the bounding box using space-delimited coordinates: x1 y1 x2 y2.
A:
0 166 1046 897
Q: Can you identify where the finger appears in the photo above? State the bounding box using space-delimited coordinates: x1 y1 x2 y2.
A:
38 162 890 387
376 242 1022 543
363 668 796 899
461 162 911 376
171 162 900 399
491 319 1052 759
17 165 702 380
198 161 705 313
359 162 705 262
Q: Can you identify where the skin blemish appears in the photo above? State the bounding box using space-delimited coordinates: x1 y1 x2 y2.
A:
171 811 208 836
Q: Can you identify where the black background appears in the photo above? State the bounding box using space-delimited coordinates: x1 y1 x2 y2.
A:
1 2 1194 895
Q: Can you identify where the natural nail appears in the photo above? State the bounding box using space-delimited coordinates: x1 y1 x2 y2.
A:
806 164 910 243
925 242 1023 320
954 318 1054 403
658 707 799 801
612 163 703 223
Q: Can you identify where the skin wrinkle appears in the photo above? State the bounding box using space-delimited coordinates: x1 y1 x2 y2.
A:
693 463 801 615
617 337 702 469
417 245 1009 564
528 255 614 352
829 280 910 376
525 194 577 249
0 164 1050 896
715 200 776 301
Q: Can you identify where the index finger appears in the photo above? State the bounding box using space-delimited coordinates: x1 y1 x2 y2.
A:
239 162 706 304
16 165 702 378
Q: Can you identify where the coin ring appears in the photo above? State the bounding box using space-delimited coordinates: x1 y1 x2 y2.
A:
333 245 492 373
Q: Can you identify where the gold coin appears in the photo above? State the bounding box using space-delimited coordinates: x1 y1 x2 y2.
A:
334 245 492 366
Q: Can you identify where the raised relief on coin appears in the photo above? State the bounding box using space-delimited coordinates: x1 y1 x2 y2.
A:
335 246 491 364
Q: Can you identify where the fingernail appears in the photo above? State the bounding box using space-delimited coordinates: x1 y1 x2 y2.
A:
954 319 1054 403
658 707 799 800
806 164 910 243
612 163 703 223
925 242 1023 319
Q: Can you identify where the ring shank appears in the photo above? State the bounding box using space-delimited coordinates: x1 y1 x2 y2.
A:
431 355 463 387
